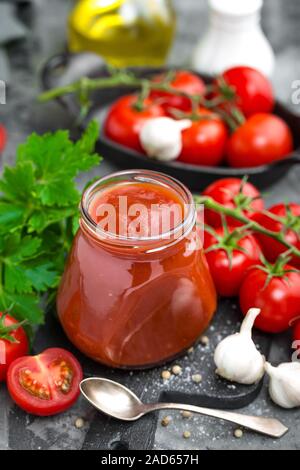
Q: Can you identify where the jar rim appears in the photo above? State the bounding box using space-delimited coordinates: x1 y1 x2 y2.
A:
80 169 196 246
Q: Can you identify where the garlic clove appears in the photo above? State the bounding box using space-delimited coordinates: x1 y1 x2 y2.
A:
265 362 300 409
240 308 261 336
176 120 192 132
139 117 191 161
214 308 265 385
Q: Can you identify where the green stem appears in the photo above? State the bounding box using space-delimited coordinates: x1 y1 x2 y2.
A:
134 80 151 111
195 196 300 259
38 69 246 126
39 73 195 104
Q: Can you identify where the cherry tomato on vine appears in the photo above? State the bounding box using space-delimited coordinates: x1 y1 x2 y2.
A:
217 66 274 118
226 113 293 168
177 108 228 166
204 226 262 297
0 125 7 152
0 313 29 382
150 70 206 114
202 178 264 228
104 94 165 153
7 348 83 416
239 262 300 333
252 203 300 269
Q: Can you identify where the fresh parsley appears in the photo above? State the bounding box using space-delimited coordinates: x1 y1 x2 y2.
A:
0 120 101 332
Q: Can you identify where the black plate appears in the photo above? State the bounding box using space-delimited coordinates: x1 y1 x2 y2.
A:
41 52 300 190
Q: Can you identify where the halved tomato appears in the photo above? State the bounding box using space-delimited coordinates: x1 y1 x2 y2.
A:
7 348 83 416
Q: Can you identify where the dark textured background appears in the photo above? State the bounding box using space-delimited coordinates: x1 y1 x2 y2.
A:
0 0 300 450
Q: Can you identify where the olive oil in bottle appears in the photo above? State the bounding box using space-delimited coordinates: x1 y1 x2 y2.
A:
68 0 176 67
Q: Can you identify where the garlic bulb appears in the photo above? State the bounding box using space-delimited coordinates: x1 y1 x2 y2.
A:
265 362 300 409
139 117 191 161
214 308 265 385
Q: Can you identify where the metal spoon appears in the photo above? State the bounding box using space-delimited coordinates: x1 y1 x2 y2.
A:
80 377 288 438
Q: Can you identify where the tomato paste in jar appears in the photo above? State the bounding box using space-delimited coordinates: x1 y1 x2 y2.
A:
57 170 216 368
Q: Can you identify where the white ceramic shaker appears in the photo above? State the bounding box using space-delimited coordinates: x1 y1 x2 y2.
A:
192 0 275 77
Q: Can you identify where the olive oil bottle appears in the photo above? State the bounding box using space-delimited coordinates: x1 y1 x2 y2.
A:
68 0 176 67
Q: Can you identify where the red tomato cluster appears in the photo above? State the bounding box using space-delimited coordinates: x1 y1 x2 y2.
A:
204 226 262 297
253 203 300 268
219 66 274 118
149 70 206 113
177 108 228 166
104 95 165 154
104 67 294 168
226 114 293 168
202 178 300 335
0 312 83 416
203 178 264 228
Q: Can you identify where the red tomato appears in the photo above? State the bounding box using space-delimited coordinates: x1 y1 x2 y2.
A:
150 71 206 114
203 178 264 228
0 313 29 382
177 109 228 166
104 94 165 153
226 114 293 168
239 265 300 333
0 125 7 152
218 66 274 118
7 348 83 416
253 203 300 269
204 227 262 297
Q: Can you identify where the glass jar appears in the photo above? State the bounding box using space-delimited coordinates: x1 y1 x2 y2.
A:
57 170 216 368
68 0 176 67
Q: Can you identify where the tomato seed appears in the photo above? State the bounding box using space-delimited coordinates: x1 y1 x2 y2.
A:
19 370 51 401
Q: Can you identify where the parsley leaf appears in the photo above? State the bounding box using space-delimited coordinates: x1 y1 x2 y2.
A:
0 120 101 330
0 203 27 233
0 162 35 202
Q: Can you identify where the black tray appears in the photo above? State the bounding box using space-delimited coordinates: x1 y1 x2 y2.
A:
41 52 300 191
7 299 272 450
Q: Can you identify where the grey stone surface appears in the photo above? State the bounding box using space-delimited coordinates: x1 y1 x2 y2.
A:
0 0 300 450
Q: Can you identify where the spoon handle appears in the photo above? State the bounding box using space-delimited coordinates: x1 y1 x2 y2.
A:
142 403 288 438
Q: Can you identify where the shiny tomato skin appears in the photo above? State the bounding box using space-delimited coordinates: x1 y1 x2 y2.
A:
226 113 293 168
0 125 7 152
178 109 228 166
150 71 206 114
221 66 274 118
0 313 29 382
104 94 165 153
252 203 300 269
240 266 300 333
203 178 264 228
204 228 262 297
7 348 83 416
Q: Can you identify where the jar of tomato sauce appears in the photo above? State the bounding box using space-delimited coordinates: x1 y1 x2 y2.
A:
57 170 216 368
